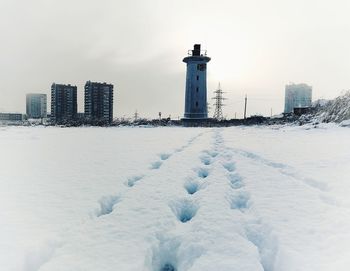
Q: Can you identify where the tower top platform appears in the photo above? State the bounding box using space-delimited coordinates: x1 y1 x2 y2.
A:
183 44 211 63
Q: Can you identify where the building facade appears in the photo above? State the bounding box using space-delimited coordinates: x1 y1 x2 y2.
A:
26 94 47 119
183 44 211 120
84 81 113 124
0 113 23 121
51 83 77 123
284 83 312 113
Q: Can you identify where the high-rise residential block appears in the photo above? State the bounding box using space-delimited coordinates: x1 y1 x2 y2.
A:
51 83 77 123
84 81 113 124
284 83 312 113
26 93 47 119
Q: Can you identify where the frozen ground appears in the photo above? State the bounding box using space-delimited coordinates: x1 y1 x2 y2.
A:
1 125 350 271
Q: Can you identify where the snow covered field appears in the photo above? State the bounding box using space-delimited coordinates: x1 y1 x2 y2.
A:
1 125 350 271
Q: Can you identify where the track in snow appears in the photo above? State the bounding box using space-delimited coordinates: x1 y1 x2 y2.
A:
93 131 207 219
229 147 339 208
231 148 329 192
216 130 278 271
150 129 278 271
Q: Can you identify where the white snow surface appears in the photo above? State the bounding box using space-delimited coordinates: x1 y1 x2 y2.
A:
1 125 350 271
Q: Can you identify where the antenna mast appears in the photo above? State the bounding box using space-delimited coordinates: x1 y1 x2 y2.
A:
134 110 139 122
212 82 226 121
244 94 247 120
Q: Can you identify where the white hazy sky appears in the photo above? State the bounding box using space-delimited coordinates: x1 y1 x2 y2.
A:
0 0 350 119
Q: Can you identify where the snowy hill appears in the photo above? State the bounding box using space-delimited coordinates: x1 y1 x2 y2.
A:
314 91 350 123
1 126 350 271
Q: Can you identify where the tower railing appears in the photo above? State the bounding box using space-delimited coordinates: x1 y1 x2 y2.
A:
187 50 207 56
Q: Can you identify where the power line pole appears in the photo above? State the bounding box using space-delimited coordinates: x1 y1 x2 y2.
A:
244 94 247 120
212 82 226 121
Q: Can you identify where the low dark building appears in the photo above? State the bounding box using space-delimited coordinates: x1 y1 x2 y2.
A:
293 107 311 116
0 113 23 121
51 83 77 124
84 81 113 124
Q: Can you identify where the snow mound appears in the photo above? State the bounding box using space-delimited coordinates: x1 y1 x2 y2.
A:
315 91 350 123
340 119 350 127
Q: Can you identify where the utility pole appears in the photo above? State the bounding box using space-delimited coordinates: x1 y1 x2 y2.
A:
270 108 273 117
244 94 247 120
134 110 139 122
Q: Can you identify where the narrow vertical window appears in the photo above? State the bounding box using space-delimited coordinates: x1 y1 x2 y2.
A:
196 87 199 93
196 101 199 107
196 75 199 80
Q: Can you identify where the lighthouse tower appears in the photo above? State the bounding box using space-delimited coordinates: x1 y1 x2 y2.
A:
183 44 211 122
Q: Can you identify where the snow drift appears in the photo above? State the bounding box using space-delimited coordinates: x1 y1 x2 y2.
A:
315 91 350 123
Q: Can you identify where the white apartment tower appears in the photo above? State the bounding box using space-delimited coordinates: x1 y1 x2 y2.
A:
26 93 47 119
284 83 312 113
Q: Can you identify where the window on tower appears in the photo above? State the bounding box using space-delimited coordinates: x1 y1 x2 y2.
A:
196 75 199 80
197 64 206 71
196 101 198 107
196 87 199 92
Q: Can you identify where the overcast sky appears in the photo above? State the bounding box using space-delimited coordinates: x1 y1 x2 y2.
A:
0 0 349 119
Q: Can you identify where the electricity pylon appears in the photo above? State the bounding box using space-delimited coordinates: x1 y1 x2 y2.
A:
212 83 226 121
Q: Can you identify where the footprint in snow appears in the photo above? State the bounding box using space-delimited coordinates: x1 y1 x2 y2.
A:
151 161 163 169
228 173 244 189
197 168 209 179
169 198 198 223
222 161 236 172
200 154 212 166
184 179 201 195
126 175 144 187
230 192 250 212
206 150 219 158
96 195 120 217
159 153 171 161
151 236 181 271
161 263 176 271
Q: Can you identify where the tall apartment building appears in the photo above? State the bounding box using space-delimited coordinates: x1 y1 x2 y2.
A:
284 83 312 113
84 81 113 124
26 93 47 119
51 83 77 123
